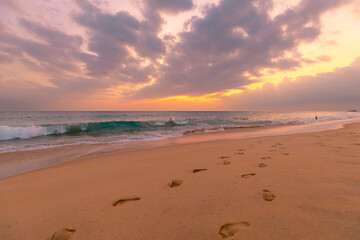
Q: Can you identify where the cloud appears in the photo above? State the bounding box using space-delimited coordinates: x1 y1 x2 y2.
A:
0 15 117 109
0 0 355 110
0 0 22 12
0 18 84 75
136 0 351 98
352 8 360 18
224 57 360 110
0 52 13 63
0 78 55 110
315 55 331 62
326 40 337 45
71 0 195 83
145 0 194 14
19 19 83 50
0 74 111 111
73 0 163 80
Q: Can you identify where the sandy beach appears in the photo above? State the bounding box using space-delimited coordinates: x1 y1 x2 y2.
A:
2 0 360 239
1 122 360 240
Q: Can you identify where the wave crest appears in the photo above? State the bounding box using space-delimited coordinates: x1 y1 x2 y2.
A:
0 120 190 141
0 125 48 140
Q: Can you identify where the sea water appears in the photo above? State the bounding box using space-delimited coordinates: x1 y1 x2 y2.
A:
1 111 359 153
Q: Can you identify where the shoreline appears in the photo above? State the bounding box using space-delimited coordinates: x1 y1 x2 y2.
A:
1 117 360 179
1 120 359 239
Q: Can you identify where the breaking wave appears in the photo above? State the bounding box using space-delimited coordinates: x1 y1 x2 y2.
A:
0 120 188 141
1 112 359 141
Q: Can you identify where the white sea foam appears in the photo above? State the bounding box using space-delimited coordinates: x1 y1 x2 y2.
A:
270 113 359 125
0 125 48 140
148 120 189 126
174 120 189 125
0 125 71 141
148 121 166 126
1 112 359 153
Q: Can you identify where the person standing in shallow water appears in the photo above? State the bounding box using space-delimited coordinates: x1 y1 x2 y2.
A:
315 116 318 120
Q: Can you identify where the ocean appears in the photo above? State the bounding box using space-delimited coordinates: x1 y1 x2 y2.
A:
1 111 359 153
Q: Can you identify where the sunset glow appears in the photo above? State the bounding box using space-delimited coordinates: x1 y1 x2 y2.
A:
0 0 359 110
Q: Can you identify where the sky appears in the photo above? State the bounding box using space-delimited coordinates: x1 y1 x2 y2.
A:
0 0 359 111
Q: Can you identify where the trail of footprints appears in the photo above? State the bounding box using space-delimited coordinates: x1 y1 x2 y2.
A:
48 143 284 239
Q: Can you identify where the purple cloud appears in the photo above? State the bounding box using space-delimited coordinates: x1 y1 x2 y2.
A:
145 0 194 14
0 0 355 110
136 0 351 98
224 57 360 110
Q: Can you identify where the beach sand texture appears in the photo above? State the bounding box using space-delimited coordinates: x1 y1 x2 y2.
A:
1 123 360 240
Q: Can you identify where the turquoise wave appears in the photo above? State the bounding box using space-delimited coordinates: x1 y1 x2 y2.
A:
0 120 189 140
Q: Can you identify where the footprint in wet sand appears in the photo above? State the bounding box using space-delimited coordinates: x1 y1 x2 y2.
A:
269 149 277 152
262 189 275 201
168 179 183 188
220 156 230 159
234 152 244 155
261 156 271 160
316 142 326 147
218 222 250 238
222 160 231 165
47 228 76 240
193 168 207 173
282 153 290 155
258 163 267 167
113 197 141 207
241 173 256 178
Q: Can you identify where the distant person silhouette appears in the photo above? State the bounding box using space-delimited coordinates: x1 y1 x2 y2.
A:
315 116 318 120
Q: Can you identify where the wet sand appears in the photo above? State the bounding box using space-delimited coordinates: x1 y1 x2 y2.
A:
1 122 360 239
1 118 358 179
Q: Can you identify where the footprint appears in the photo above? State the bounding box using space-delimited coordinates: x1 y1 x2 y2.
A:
222 160 231 165
220 156 230 159
258 163 267 167
47 228 76 240
113 197 141 207
218 222 250 238
241 173 256 178
261 157 271 160
193 168 207 173
269 149 277 152
238 149 246 151
262 189 275 201
168 179 183 188
282 153 290 155
234 152 244 155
